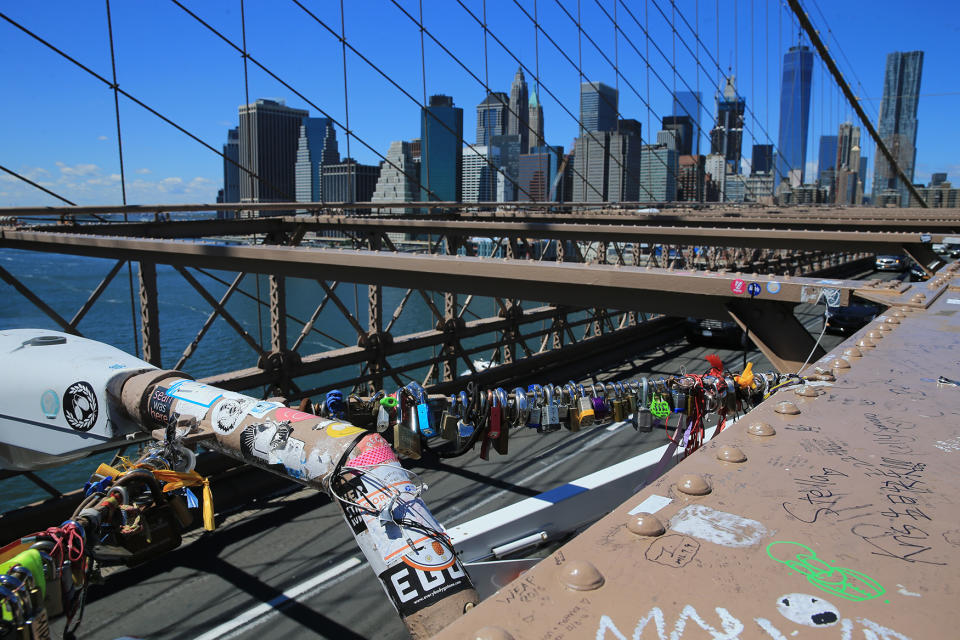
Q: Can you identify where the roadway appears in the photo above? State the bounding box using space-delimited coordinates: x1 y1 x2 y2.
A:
45 276 888 640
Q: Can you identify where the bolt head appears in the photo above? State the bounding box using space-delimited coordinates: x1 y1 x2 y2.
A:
748 422 776 436
676 473 712 495
774 401 801 415
843 347 863 358
473 627 515 640
716 445 747 463
831 358 851 370
558 560 605 591
627 512 666 537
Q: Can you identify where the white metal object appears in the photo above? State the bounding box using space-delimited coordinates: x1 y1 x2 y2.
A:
0 329 155 470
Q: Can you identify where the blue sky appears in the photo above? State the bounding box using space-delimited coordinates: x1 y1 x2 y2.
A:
1 0 957 207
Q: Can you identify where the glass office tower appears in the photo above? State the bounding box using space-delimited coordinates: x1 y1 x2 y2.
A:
776 45 813 187
420 95 464 203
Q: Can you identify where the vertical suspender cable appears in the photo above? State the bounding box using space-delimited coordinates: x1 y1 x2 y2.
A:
339 0 353 205
104 0 140 358
239 0 264 357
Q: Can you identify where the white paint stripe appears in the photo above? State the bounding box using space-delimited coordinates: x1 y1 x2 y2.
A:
194 556 363 640
605 419 628 431
450 425 719 542
447 426 624 524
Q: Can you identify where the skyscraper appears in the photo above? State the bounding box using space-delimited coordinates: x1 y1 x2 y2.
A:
751 144 774 175
580 82 618 134
776 45 814 187
710 76 745 174
476 92 509 146
371 141 421 213
222 127 240 207
661 115 694 156
572 132 610 202
507 67 530 153
321 158 379 205
420 95 463 203
672 91 702 154
238 99 309 215
817 135 838 199
836 122 863 205
608 119 644 202
872 50 924 205
461 146 501 203
518 145 562 202
639 144 678 202
295 118 339 206
528 89 544 149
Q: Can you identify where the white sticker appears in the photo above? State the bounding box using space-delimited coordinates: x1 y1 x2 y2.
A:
946 298 960 305
628 494 672 515
211 397 258 435
167 380 223 410
816 279 843 285
800 286 821 304
244 400 283 419
669 504 769 548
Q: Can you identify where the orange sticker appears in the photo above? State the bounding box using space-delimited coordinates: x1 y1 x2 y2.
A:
325 422 365 438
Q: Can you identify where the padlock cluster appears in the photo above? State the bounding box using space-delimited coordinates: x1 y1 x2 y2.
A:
0 438 215 639
308 358 814 461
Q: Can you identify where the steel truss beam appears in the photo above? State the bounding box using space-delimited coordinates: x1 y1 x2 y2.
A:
0 231 854 312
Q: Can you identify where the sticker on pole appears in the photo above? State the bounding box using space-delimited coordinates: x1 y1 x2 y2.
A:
766 281 781 294
730 279 746 295
747 282 762 298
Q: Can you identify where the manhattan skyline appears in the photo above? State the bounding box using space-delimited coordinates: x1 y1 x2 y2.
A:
0 0 957 206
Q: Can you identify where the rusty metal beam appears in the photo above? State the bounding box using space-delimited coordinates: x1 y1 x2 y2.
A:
173 266 264 358
0 231 857 317
7 201 960 220
137 261 161 366
0 264 77 335
726 298 826 373
68 259 125 330
35 215 949 250
174 271 247 370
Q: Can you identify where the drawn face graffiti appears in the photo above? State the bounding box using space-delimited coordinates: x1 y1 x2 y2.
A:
776 593 840 627
63 381 98 432
239 420 293 464
211 398 254 435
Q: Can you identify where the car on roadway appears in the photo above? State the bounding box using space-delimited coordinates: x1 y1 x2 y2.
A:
874 255 906 271
684 317 746 348
825 302 882 335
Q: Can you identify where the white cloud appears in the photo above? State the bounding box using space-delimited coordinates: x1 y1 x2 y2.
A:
135 168 151 174
57 162 100 177
97 135 108 141
0 163 218 207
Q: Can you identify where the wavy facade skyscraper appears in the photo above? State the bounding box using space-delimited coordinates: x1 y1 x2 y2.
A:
872 51 924 205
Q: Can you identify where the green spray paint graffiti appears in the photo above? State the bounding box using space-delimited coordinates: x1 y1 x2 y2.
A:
766 541 885 602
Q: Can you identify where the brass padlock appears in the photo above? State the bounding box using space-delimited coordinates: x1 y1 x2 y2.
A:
439 394 461 441
608 383 627 422
576 384 595 428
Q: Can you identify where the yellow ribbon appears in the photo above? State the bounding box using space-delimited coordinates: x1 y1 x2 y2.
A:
92 464 215 531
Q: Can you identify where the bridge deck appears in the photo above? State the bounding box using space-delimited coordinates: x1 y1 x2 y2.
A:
435 261 960 640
